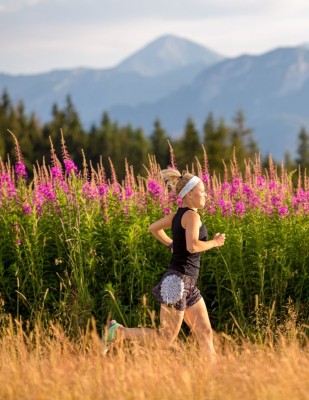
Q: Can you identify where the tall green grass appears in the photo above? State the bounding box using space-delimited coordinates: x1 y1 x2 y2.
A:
0 140 308 337
1 197 308 336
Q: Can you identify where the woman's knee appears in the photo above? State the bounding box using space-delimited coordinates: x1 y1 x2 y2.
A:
158 323 180 342
194 324 214 342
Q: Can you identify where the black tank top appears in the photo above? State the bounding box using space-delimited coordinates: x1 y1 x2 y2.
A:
169 207 208 278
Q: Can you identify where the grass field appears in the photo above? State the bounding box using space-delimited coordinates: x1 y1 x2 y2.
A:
0 319 308 400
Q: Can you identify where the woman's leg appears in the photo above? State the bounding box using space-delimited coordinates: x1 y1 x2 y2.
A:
116 326 157 341
110 304 184 343
184 297 216 358
159 304 184 342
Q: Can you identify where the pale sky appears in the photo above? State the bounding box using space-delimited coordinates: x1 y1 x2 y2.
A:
1 0 309 75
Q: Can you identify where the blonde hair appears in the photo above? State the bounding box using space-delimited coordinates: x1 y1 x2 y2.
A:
160 169 195 197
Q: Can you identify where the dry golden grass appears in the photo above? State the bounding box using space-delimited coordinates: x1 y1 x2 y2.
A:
0 319 308 400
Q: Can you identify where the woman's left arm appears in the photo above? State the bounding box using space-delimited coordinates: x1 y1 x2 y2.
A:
148 213 175 247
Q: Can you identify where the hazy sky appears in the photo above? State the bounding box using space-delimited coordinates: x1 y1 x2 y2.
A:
1 0 309 74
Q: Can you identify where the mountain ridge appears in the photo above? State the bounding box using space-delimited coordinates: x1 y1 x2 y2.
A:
1 35 309 159
108 45 309 158
115 34 224 76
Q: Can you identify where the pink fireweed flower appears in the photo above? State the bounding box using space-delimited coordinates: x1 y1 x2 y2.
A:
33 184 56 212
277 205 289 217
230 178 243 197
148 180 164 198
250 196 261 209
22 204 32 215
291 188 309 212
125 186 134 199
163 207 171 215
158 193 170 209
221 182 230 191
235 201 246 216
201 173 210 184
38 184 56 201
271 195 281 207
219 199 233 217
51 166 63 180
36 204 43 215
291 188 304 206
268 180 278 191
64 159 78 175
98 184 109 197
112 183 122 199
82 183 98 200
0 173 11 184
205 202 217 215
0 174 17 200
262 202 274 215
15 161 28 180
242 184 254 197
59 181 69 193
34 190 44 208
232 178 242 187
256 176 266 188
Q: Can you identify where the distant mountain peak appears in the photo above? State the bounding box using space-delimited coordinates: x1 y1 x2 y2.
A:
115 34 224 77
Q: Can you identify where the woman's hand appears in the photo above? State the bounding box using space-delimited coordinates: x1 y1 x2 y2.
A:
213 233 226 247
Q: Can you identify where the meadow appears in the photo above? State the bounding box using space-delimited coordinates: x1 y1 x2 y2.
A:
0 318 308 400
0 133 308 399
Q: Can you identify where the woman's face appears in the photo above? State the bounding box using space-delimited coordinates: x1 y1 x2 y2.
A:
189 181 206 208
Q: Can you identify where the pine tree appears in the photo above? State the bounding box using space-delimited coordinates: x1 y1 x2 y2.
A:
0 90 12 158
129 128 150 175
284 150 296 172
296 126 309 170
175 117 202 170
229 110 259 167
150 119 170 168
86 112 120 177
203 113 229 174
43 96 85 165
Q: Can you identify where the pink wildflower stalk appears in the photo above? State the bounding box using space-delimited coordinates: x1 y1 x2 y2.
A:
49 136 63 180
8 130 28 180
124 158 134 199
108 157 121 197
81 149 89 182
60 129 78 175
108 157 118 185
167 140 176 170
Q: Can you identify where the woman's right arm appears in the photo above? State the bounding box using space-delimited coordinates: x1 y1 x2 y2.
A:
148 213 175 247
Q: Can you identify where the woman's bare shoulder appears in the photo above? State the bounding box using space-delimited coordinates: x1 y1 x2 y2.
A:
181 209 200 228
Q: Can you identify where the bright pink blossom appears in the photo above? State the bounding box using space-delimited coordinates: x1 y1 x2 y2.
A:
64 160 78 175
15 161 28 180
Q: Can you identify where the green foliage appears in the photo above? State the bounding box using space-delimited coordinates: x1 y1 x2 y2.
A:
150 119 170 167
296 126 309 170
202 111 259 176
2 88 308 183
175 117 203 170
0 193 308 336
199 211 309 333
0 89 309 338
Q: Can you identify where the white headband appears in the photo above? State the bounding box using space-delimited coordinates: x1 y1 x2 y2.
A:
178 176 201 198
